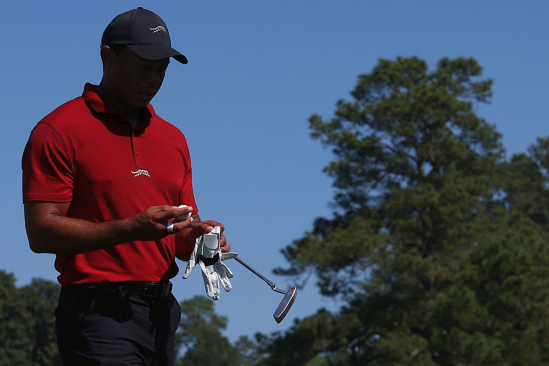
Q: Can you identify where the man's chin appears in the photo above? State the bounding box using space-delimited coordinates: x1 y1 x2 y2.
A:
133 96 154 108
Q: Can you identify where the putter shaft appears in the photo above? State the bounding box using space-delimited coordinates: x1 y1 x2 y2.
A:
234 256 297 323
234 257 286 294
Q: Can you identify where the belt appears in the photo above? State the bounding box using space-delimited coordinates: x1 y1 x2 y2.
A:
101 281 173 299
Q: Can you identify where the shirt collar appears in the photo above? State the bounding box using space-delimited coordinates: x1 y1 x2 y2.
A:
82 83 156 120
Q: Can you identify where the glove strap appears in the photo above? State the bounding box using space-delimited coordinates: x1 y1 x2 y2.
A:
199 253 220 266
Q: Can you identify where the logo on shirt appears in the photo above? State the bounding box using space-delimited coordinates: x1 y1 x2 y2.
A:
132 170 151 178
149 26 167 34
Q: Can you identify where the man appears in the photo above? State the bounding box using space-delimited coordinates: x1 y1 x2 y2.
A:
22 8 230 365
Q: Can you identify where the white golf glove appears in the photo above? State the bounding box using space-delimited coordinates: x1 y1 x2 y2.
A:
182 226 237 300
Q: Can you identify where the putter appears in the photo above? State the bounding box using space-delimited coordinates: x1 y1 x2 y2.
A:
234 257 297 323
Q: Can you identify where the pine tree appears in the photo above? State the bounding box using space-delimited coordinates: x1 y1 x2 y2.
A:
269 57 549 364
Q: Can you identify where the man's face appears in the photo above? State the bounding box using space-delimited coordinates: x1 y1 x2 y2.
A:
107 47 170 109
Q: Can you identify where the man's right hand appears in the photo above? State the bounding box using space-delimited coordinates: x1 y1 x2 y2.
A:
129 205 194 241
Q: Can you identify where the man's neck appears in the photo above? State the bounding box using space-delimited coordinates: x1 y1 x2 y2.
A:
96 83 143 125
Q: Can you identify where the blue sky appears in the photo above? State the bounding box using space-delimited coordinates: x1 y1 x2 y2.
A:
2 1 548 342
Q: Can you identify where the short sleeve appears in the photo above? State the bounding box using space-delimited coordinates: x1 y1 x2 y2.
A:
180 166 198 214
22 122 74 203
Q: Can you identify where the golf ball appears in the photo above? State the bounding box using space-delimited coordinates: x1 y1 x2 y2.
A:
177 205 192 221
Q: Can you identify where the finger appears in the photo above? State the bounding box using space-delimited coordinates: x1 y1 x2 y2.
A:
149 205 183 222
160 205 181 216
174 205 193 221
219 233 227 247
221 243 231 253
170 216 194 232
190 222 215 235
200 220 225 232
216 263 233 291
220 262 234 278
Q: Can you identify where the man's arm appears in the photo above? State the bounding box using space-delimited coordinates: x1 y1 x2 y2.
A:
24 202 194 255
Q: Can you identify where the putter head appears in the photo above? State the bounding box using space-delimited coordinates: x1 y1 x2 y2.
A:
273 287 297 323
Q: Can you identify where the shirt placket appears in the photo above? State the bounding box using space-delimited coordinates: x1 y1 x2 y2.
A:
130 131 141 170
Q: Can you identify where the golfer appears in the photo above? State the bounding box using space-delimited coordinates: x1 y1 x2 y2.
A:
22 8 230 365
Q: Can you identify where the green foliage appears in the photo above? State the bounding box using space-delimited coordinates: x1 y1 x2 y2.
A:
21 279 61 365
430 218 549 365
257 312 334 366
0 271 60 365
235 335 265 366
0 271 29 364
269 56 549 364
502 137 549 228
175 295 245 366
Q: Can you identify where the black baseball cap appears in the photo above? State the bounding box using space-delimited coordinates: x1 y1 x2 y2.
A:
101 7 188 64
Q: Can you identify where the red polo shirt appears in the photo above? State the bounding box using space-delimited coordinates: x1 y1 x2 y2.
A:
22 83 198 285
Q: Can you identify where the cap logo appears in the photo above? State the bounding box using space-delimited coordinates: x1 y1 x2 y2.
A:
149 26 167 34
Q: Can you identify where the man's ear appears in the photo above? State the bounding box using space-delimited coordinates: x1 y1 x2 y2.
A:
100 45 116 71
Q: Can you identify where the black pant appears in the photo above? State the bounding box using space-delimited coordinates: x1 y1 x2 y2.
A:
55 283 181 365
